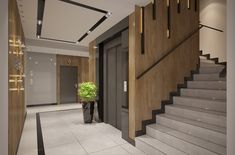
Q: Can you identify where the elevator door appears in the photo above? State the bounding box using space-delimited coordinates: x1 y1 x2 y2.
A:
60 66 78 104
104 37 128 130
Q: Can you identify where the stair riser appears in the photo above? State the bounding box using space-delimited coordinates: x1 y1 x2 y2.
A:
146 127 218 155
181 89 226 100
156 116 226 146
173 97 226 113
165 106 226 127
199 67 224 74
135 139 165 155
187 81 226 90
193 74 226 81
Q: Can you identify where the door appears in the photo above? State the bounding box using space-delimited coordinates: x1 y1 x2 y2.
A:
104 36 128 130
60 66 78 104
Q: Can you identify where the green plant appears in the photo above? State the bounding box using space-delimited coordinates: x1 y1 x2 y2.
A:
78 82 97 102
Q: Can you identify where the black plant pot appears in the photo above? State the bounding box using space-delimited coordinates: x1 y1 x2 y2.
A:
82 101 94 123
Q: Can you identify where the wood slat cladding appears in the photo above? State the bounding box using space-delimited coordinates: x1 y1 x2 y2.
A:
8 0 26 154
56 55 89 104
128 0 199 139
89 41 96 83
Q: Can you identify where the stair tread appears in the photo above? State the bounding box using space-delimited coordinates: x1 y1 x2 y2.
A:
158 114 226 134
147 123 226 155
174 96 226 103
181 88 226 100
188 80 226 84
166 104 226 117
136 135 188 155
193 74 226 81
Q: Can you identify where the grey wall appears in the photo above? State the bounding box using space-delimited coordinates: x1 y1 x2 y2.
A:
25 52 57 105
200 0 227 62
0 0 8 154
227 0 235 154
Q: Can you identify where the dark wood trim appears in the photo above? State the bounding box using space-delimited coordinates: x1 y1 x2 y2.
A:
36 113 45 155
135 55 201 137
27 103 58 108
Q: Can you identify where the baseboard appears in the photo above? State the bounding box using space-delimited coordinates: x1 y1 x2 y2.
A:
27 103 58 107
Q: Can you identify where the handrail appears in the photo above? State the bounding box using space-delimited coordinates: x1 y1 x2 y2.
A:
136 25 203 80
199 23 223 32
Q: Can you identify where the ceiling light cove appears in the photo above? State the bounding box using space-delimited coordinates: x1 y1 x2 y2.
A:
36 0 111 45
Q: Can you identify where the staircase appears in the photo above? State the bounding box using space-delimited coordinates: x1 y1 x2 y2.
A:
135 55 227 155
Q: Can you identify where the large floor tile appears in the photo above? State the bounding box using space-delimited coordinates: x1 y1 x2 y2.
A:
121 143 146 155
46 143 88 155
89 146 130 155
80 135 118 153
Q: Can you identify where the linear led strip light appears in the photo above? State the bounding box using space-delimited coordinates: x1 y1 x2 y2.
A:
37 0 111 44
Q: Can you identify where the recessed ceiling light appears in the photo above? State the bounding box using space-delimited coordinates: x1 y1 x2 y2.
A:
105 12 112 18
37 20 42 25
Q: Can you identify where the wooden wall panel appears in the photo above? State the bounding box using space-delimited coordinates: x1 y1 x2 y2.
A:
128 12 136 139
56 55 89 104
89 41 96 83
8 0 26 154
129 0 199 139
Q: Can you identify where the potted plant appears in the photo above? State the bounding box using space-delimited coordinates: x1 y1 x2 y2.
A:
78 82 97 123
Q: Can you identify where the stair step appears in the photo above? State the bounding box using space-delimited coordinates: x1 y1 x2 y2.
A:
156 114 226 146
180 88 226 100
193 74 226 81
173 96 226 113
200 66 224 74
200 62 223 67
200 59 216 64
199 56 209 60
136 135 188 155
165 105 226 127
147 124 226 155
187 81 226 90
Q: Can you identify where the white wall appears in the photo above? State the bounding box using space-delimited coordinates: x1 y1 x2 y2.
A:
25 52 57 105
0 0 8 154
200 0 226 62
227 0 235 154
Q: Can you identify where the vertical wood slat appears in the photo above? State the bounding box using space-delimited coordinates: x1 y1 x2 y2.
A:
152 0 156 20
141 7 145 54
167 0 171 38
177 0 181 13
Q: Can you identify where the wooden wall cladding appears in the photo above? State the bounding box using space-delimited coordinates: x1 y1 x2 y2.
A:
129 0 199 139
8 0 26 154
89 40 96 83
56 55 89 103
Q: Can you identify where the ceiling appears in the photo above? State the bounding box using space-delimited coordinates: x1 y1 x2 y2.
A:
17 0 150 47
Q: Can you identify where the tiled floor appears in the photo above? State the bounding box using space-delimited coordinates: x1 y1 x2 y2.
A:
17 104 145 155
